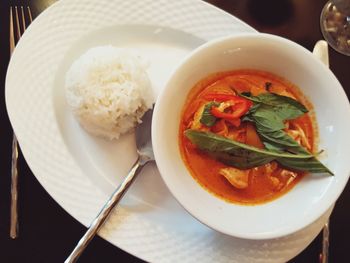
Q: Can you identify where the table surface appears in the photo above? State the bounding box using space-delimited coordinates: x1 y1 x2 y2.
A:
0 0 349 262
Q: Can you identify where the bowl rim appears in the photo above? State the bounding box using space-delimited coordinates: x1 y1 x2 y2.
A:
152 32 350 239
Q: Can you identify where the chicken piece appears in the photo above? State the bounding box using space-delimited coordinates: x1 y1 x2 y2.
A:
285 122 311 150
269 176 281 189
219 167 249 189
280 169 298 186
293 123 311 150
264 161 278 175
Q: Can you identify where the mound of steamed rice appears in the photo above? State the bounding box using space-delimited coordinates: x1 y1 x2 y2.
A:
65 46 153 140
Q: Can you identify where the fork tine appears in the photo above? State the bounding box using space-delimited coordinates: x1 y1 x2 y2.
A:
27 7 33 23
14 7 21 41
9 7 15 54
21 6 26 31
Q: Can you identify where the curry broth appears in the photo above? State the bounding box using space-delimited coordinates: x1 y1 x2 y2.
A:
179 70 315 205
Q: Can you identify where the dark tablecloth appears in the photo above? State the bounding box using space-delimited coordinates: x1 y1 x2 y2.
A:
0 0 349 262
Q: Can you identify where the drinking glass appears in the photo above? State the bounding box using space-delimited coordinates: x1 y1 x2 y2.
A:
320 0 350 55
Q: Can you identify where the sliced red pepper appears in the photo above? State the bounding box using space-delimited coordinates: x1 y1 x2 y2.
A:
206 94 252 121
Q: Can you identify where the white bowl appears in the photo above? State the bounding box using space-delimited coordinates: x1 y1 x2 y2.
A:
152 33 350 239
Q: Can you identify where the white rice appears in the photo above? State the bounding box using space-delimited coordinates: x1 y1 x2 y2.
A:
65 46 153 139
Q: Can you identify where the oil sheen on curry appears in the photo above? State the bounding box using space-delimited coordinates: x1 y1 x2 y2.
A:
179 69 333 205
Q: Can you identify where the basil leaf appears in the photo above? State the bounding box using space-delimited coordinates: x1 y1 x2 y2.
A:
210 151 275 169
240 92 261 104
250 93 304 108
243 102 260 119
241 92 312 155
249 93 308 120
261 140 285 153
242 115 255 122
200 102 219 127
184 130 332 174
257 129 310 155
185 130 312 158
251 105 285 132
277 157 334 175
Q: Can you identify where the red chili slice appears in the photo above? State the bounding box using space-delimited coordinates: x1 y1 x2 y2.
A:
205 94 252 121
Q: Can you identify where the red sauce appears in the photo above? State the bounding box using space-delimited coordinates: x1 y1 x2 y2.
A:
179 70 316 205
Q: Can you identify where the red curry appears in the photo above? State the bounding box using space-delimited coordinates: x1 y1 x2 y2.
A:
179 70 316 205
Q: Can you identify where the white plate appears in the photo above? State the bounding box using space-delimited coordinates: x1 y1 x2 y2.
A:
5 0 331 262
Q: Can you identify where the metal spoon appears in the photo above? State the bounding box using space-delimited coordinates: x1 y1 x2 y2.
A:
312 40 330 263
65 108 154 263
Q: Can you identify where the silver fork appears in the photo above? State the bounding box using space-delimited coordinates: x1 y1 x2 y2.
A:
9 6 33 239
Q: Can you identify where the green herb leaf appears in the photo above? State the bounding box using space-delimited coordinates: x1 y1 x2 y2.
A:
211 151 275 169
185 129 302 169
241 92 312 155
278 157 334 175
184 130 332 174
200 102 220 127
248 93 308 121
251 104 285 132
258 129 310 155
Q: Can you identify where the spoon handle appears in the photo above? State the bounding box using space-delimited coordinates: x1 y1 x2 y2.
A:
312 40 330 263
65 156 145 263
